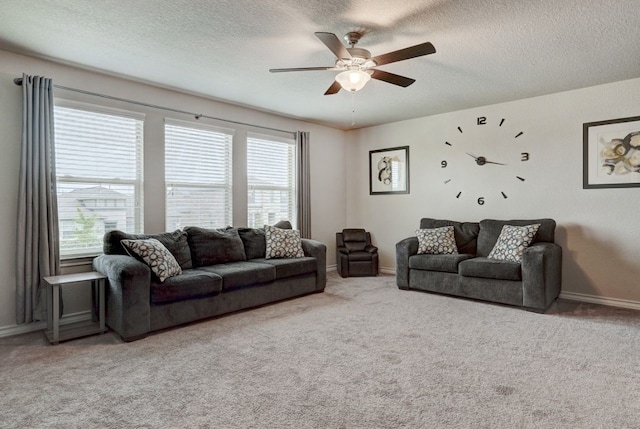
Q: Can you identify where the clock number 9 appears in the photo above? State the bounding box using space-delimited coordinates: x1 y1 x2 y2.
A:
441 160 447 168
477 197 485 205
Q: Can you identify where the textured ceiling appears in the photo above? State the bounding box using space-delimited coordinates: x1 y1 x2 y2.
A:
1 0 640 130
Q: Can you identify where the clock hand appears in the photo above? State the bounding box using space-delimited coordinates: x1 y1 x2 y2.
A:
465 152 506 166
465 152 479 160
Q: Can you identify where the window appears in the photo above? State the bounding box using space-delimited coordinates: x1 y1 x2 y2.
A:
247 133 297 228
165 120 233 230
54 103 144 258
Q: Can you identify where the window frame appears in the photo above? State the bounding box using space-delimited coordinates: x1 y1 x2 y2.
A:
164 118 235 230
246 132 298 229
54 99 145 259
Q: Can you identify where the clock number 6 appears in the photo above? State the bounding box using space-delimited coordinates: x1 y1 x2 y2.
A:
477 197 485 205
441 160 447 168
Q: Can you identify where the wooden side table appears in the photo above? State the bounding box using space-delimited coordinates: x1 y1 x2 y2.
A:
43 271 107 344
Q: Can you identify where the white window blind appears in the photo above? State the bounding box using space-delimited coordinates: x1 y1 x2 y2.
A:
165 120 233 230
247 133 297 228
54 104 144 258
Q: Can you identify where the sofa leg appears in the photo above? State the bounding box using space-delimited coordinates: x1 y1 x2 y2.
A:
522 306 547 314
121 333 148 342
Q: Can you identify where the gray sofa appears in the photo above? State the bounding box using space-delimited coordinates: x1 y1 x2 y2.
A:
396 218 562 312
93 224 326 341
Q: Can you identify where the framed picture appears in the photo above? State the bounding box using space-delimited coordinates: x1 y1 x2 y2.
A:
583 116 640 189
369 146 410 195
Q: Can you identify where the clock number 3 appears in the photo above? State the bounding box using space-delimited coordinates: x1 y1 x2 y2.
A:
521 152 530 161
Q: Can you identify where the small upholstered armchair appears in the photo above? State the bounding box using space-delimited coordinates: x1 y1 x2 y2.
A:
336 229 379 278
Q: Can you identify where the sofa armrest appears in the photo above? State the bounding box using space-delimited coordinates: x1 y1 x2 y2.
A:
521 242 562 311
396 237 419 289
93 254 151 341
301 239 327 291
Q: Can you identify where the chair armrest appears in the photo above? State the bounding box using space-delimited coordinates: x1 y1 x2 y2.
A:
93 254 151 341
521 242 562 311
337 246 349 255
365 245 378 254
395 237 419 289
301 239 327 291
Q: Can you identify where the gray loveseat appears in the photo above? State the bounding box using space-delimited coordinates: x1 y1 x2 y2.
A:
93 223 326 341
396 218 562 312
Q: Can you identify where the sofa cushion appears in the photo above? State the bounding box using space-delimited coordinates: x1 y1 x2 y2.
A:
477 219 556 256
104 229 193 269
488 224 540 262
199 261 276 290
273 220 293 229
238 227 266 260
409 254 474 273
185 226 247 267
458 257 522 281
252 257 317 279
150 269 223 304
121 238 182 282
265 225 305 259
416 226 458 255
238 222 296 260
419 218 480 255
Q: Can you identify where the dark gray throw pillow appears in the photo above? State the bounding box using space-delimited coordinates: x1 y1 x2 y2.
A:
185 226 247 267
237 228 266 260
272 220 292 229
103 229 193 269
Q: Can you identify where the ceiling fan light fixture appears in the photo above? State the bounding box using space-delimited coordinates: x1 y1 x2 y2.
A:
335 69 371 92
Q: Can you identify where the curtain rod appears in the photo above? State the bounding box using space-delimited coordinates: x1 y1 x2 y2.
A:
13 77 296 135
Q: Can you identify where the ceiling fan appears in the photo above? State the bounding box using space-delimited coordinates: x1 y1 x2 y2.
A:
269 31 436 95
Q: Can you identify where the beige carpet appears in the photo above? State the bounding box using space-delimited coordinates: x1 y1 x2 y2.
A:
1 272 639 428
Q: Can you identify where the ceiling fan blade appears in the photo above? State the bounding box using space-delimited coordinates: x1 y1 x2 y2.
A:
269 66 336 73
370 70 416 87
324 81 342 95
372 42 436 66
315 32 352 60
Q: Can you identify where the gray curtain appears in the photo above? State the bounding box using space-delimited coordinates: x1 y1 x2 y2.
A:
296 131 311 239
16 73 60 324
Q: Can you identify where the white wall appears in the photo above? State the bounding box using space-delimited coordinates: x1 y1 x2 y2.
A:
0 50 347 330
3 48 639 334
347 77 640 307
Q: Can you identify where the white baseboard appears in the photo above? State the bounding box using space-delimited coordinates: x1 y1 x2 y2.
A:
0 311 92 339
559 291 640 311
326 264 337 272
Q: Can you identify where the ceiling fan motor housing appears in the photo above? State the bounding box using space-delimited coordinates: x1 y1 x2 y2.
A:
337 48 376 70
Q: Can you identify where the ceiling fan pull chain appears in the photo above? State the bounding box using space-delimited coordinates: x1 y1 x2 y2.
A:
351 91 356 126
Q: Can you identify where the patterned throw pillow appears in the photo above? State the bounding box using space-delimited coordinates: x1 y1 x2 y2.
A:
487 224 540 262
416 226 459 255
264 225 305 259
121 238 182 282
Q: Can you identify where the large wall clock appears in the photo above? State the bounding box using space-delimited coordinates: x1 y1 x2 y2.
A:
441 116 530 205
